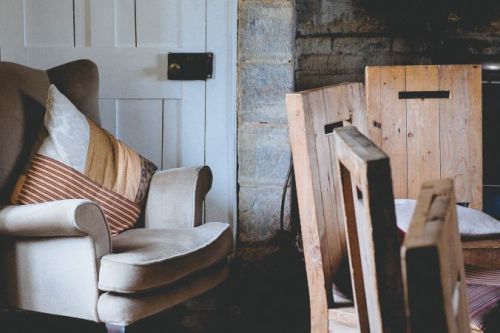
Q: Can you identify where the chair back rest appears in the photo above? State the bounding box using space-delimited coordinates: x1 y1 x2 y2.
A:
402 179 470 333
333 126 406 332
0 60 100 204
365 65 482 209
286 83 367 327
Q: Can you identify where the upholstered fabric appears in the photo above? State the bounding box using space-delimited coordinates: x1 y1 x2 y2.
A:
395 199 500 237
1 236 102 321
98 262 229 326
146 166 213 229
0 199 111 259
0 60 99 205
98 222 233 293
12 85 157 235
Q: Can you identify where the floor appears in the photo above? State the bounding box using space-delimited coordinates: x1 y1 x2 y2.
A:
1 237 310 333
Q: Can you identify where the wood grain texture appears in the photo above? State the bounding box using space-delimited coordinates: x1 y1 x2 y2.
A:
334 127 406 333
406 65 441 198
381 66 407 198
365 64 483 209
402 179 470 333
286 83 366 332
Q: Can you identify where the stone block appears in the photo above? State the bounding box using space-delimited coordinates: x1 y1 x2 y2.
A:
238 0 294 62
238 123 291 186
238 62 293 124
238 184 291 243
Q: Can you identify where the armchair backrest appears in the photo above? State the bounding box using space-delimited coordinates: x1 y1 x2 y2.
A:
0 60 100 204
365 65 482 209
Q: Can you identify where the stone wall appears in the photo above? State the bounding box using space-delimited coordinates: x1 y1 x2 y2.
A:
295 0 500 90
237 0 295 245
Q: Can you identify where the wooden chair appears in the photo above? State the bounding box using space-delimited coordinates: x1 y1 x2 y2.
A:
286 83 367 332
287 85 472 332
402 178 470 333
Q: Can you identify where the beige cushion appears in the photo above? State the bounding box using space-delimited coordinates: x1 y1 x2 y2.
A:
98 262 229 326
395 199 500 237
98 222 233 293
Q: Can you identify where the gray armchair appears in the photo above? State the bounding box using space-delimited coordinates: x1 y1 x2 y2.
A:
0 60 233 332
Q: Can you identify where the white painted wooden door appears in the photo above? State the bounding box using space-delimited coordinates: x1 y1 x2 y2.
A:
0 0 236 226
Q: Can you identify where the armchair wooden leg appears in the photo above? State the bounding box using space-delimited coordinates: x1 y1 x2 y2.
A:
106 324 127 333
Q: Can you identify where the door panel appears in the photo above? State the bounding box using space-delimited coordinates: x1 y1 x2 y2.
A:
0 0 235 227
116 99 164 168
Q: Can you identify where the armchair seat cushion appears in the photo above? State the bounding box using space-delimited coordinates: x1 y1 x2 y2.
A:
98 222 233 293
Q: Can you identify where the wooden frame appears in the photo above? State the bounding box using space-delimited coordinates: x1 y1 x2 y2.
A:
402 179 470 333
286 83 367 332
334 127 406 332
365 65 482 209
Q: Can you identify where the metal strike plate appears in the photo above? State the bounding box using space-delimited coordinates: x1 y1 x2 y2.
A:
167 53 213 80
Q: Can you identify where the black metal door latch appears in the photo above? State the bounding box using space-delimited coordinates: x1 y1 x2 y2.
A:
167 53 213 80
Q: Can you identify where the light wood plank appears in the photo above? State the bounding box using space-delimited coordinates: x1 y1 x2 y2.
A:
24 0 74 47
309 88 345 277
439 66 470 205
286 93 330 332
406 65 441 198
116 99 163 167
365 66 382 146
381 66 407 198
467 66 483 210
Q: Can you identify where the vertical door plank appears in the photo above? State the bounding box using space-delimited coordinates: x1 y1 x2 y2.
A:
205 0 236 224
74 0 91 47
116 99 163 167
468 66 483 210
310 88 344 277
180 82 206 167
136 0 180 47
0 0 25 62
365 66 382 147
115 0 136 47
439 66 470 204
24 0 74 47
180 0 207 51
381 66 407 198
406 65 441 199
99 99 117 136
163 99 181 170
90 0 115 47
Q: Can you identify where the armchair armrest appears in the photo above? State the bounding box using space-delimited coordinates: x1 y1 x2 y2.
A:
145 166 212 229
0 199 111 258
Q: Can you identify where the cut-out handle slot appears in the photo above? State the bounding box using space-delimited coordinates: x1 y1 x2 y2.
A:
399 91 450 100
457 202 470 208
324 121 344 135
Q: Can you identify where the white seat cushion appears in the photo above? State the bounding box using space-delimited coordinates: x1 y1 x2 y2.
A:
98 222 233 293
395 199 500 238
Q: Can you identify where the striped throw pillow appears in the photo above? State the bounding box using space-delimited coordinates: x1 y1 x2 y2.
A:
10 85 157 235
